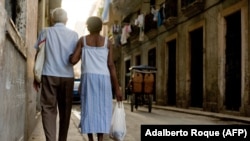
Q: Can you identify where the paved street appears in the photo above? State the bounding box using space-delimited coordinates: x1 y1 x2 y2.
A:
29 101 250 141
71 102 249 141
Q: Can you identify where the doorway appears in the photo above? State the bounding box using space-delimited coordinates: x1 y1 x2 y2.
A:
135 55 141 65
125 60 131 100
148 48 156 101
190 27 203 108
225 11 241 111
167 39 176 105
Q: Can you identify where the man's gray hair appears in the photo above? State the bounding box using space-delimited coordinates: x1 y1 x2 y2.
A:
51 8 67 23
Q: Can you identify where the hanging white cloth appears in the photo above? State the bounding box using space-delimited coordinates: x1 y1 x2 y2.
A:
120 24 131 45
151 7 158 21
137 14 144 28
135 13 144 42
112 24 121 34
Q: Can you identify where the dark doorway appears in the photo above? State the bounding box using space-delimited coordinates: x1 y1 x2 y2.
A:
135 55 141 65
190 27 203 108
148 48 156 101
148 48 156 67
167 39 176 105
225 11 241 111
125 60 131 100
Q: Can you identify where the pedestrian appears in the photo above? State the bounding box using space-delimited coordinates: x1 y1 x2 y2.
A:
33 7 79 141
69 16 123 141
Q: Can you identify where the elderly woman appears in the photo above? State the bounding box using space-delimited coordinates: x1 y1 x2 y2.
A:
69 16 122 141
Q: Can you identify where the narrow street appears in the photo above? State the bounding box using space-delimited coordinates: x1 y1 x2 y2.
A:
3 1 250 141
71 102 249 141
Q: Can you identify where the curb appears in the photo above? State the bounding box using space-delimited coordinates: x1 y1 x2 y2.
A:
122 100 250 124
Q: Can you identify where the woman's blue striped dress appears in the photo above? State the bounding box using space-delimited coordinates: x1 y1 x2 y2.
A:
80 36 113 134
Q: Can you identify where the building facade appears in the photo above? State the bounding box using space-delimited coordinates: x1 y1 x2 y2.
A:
0 0 61 140
108 0 250 117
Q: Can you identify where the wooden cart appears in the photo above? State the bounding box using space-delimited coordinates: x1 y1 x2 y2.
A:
128 65 157 113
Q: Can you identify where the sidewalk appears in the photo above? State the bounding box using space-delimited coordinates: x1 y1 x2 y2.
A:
28 112 86 141
151 104 250 124
28 109 111 141
28 102 250 141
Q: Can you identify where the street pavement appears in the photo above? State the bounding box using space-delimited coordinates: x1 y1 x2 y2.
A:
28 101 250 141
28 111 85 141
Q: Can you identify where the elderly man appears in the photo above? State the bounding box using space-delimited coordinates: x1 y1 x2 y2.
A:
33 8 78 141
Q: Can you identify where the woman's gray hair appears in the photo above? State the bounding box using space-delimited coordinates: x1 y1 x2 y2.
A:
51 8 67 23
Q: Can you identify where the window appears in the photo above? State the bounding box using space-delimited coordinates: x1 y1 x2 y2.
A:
5 0 18 24
5 0 27 37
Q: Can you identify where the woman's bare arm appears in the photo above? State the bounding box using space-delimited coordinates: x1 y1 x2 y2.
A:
107 39 123 101
70 37 83 65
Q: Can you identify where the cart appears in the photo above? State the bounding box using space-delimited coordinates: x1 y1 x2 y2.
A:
128 65 157 113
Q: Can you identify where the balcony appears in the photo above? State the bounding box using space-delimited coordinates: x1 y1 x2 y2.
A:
181 0 205 17
111 0 142 18
164 16 177 27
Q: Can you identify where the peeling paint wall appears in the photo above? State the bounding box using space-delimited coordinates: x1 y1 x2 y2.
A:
0 0 63 140
0 38 26 141
16 0 26 38
0 0 39 140
0 0 28 140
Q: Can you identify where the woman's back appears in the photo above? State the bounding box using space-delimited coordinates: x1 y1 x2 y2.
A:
81 35 110 75
85 35 106 47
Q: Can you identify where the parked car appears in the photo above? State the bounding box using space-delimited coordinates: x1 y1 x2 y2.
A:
73 78 81 103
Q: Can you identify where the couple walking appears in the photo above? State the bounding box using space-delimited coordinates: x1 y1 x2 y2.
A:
33 8 122 141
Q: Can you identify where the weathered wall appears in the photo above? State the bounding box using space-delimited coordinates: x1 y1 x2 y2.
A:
0 0 40 140
118 0 250 116
202 0 222 112
0 37 26 141
0 7 27 141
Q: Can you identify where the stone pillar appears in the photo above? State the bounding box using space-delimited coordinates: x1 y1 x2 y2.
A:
38 0 46 31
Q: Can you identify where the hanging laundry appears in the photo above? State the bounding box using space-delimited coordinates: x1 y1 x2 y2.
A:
120 23 132 45
157 11 163 27
159 3 166 24
112 20 122 47
135 12 145 42
112 23 121 34
151 6 158 22
161 3 166 19
137 13 144 28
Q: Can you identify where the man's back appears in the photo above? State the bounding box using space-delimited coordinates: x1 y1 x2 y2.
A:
43 23 78 77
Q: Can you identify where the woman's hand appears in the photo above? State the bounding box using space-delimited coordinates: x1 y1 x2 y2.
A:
115 88 123 101
33 79 40 92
